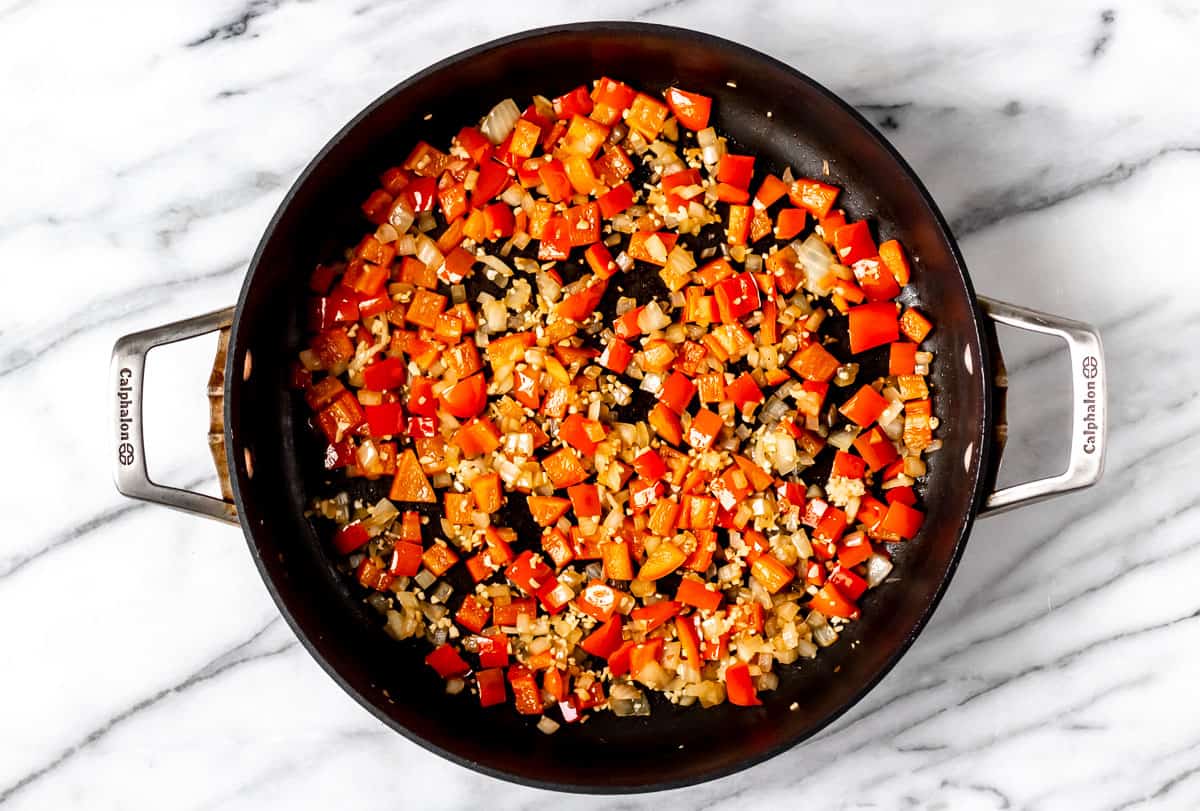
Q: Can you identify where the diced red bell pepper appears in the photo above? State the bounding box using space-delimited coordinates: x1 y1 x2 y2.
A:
601 541 634 581
344 261 389 297
482 201 515 239
388 541 423 576
558 413 606 455
593 77 636 115
438 181 468 222
597 181 636 218
659 371 697 414
648 402 683 446
833 221 877 265
775 207 807 240
583 244 618 281
624 639 663 681
632 449 667 481
789 342 842 382
360 357 408 391
476 667 506 707
626 601 678 633
316 391 364 443
716 154 755 190
554 85 594 119
662 167 702 211
568 483 602 519
811 583 859 619
687 408 724 451
540 527 574 569
471 158 510 208
403 415 434 438
454 126 492 164
848 301 900 354
308 293 359 332
664 86 712 130
753 174 789 209
750 553 795 594
599 337 633 374
839 384 890 427
900 308 934 343
725 661 761 706
439 372 487 419
726 204 752 246
361 189 393 224
534 157 571 203
505 550 554 598
789 178 841 218
425 644 470 679
508 665 543 715
714 272 762 323
580 615 624 659
725 371 764 409
880 501 925 539
472 633 508 670
837 533 874 569
403 176 437 213
455 594 491 634
562 114 609 159
676 577 722 612
492 598 536 628
889 341 918 376
364 402 404 438
626 93 669 139
574 580 618 622
878 239 912 285
854 425 900 471
829 566 868 600
814 505 849 545
852 256 901 302
538 216 572 261
628 478 663 514
555 278 607 321
332 523 369 555
539 579 574 614
831 450 867 480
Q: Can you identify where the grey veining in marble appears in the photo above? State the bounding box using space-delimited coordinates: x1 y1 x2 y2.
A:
2 1 1198 808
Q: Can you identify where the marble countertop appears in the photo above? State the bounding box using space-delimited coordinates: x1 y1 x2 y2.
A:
3 0 1198 808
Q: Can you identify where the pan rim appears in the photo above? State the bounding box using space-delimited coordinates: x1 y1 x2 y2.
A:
225 20 993 794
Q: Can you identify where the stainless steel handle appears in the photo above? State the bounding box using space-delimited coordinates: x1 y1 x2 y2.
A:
111 308 239 524
978 297 1106 516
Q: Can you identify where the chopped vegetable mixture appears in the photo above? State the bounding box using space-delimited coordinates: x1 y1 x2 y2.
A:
294 78 938 728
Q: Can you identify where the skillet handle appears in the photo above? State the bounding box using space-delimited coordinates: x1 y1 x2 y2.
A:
977 297 1106 516
111 308 239 524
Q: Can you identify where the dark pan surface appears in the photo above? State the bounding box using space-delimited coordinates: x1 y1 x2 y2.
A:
224 22 993 792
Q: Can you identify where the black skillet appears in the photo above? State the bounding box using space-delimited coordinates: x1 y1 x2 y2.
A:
110 22 1107 793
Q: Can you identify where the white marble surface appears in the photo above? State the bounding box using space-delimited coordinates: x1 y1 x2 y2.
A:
2 0 1198 808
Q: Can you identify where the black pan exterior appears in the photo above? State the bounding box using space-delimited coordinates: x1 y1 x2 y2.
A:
224 23 993 792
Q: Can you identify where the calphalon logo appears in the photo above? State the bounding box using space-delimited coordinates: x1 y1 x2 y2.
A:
117 368 135 466
1081 355 1099 454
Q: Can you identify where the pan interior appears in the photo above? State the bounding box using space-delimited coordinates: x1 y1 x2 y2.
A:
226 23 990 791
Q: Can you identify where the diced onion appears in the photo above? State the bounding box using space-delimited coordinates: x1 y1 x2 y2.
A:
415 234 443 269
637 301 672 332
501 184 525 206
865 553 894 587
481 98 521 144
793 235 835 294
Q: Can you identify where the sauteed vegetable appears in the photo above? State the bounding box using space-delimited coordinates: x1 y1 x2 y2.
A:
293 78 938 730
